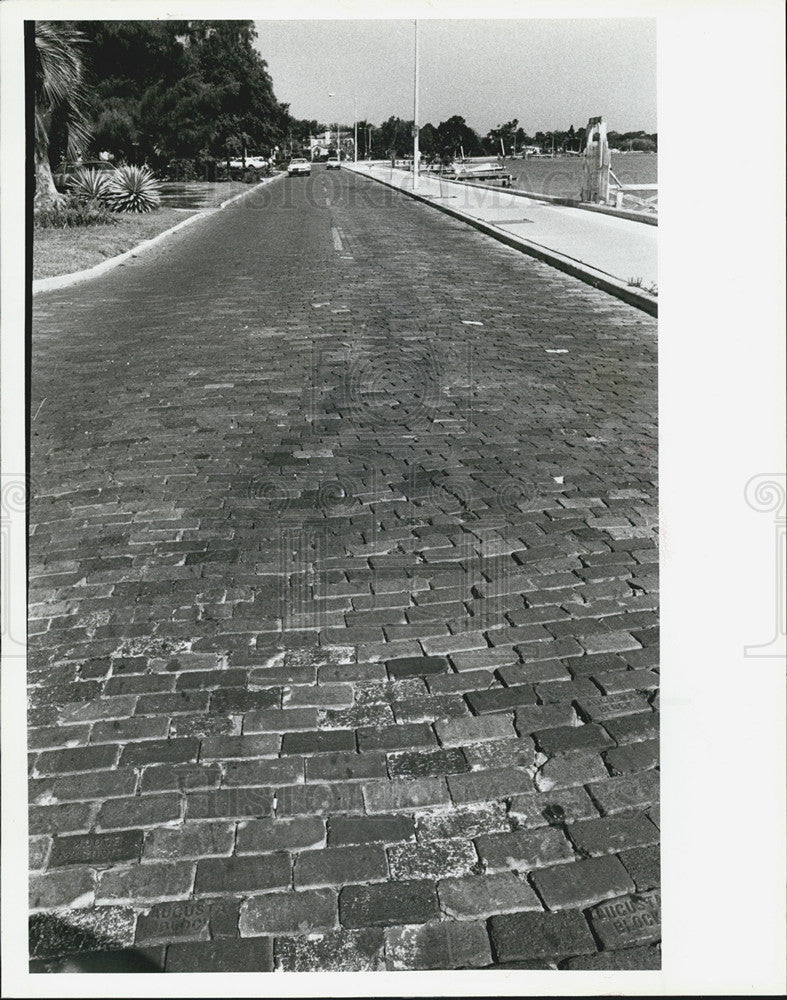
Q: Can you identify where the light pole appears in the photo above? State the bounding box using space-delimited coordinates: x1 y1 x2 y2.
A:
328 92 337 159
413 19 420 189
353 97 358 164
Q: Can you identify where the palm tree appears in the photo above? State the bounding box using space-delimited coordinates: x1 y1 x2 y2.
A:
34 21 92 211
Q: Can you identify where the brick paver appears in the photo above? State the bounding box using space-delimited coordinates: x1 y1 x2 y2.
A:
29 166 659 970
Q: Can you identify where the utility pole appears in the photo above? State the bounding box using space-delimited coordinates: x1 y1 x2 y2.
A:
354 97 358 163
413 19 420 189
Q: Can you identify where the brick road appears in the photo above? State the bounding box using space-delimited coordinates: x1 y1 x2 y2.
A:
29 167 659 972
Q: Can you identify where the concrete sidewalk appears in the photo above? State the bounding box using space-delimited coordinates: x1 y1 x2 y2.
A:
346 162 657 313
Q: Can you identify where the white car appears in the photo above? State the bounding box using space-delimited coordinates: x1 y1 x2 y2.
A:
287 158 311 176
326 157 341 170
228 155 269 170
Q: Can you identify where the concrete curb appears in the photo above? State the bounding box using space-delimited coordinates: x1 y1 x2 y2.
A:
347 165 657 318
445 178 657 226
32 173 285 296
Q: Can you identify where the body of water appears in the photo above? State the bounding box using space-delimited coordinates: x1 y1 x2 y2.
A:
158 181 247 210
499 152 657 200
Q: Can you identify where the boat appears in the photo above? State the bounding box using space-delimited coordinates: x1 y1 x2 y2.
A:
440 160 513 186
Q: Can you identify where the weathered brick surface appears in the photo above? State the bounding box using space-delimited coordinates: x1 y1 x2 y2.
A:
30 166 657 970
385 920 492 969
135 898 239 943
462 736 536 771
195 854 291 895
535 751 609 791
236 817 326 854
561 944 661 970
435 714 516 746
489 910 597 961
475 826 574 872
240 890 337 935
363 777 450 813
604 739 659 774
415 802 508 840
509 787 599 828
531 855 635 909
30 907 136 958
29 836 52 872
388 838 478 880
293 845 388 888
587 771 660 815
465 686 537 714
327 814 415 846
339 881 438 928
587 889 661 949
97 862 194 903
447 766 532 804
165 938 274 972
49 830 143 867
96 794 181 830
438 872 541 918
275 928 385 971
567 812 659 856
30 868 96 910
534 723 614 755
186 786 273 820
619 844 661 890
386 747 467 779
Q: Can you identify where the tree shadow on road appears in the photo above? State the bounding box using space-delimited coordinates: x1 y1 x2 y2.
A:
29 912 164 973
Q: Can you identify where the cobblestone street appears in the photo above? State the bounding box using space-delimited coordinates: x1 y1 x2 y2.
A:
29 166 659 971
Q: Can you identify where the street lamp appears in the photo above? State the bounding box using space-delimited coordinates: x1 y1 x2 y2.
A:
328 92 338 159
412 19 420 189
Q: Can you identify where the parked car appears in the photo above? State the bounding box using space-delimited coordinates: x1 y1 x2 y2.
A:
326 157 341 170
53 158 115 193
287 158 311 176
228 154 269 170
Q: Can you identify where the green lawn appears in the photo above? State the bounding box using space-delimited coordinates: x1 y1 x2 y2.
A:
33 181 252 280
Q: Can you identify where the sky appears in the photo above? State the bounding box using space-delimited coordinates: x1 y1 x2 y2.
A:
253 18 656 136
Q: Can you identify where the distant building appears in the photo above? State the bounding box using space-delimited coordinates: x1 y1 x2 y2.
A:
310 131 335 160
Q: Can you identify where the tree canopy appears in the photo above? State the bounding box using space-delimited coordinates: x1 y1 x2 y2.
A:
74 20 290 166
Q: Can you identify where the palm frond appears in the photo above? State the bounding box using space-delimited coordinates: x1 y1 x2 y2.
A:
34 21 92 161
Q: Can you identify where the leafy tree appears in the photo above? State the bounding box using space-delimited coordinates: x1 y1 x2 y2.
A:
486 118 519 155
435 115 484 158
33 21 93 210
419 122 438 161
75 20 290 168
376 116 413 159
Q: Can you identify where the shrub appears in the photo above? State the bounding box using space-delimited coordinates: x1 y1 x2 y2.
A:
105 164 161 213
34 193 116 229
67 166 111 203
241 168 260 184
167 158 197 181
